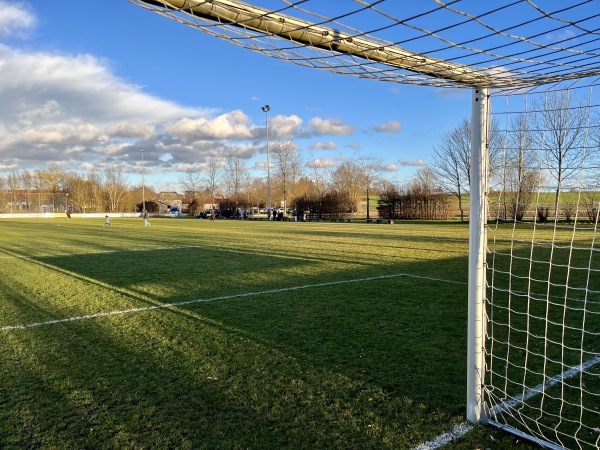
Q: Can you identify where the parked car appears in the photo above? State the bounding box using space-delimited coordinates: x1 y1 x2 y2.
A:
169 206 182 218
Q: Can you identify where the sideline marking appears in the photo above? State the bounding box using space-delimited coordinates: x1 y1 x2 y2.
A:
0 272 466 331
412 355 600 449
413 423 474 450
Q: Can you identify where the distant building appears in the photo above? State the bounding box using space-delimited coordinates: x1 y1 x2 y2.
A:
156 192 187 214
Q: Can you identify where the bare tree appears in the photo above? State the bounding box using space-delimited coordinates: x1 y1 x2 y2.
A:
67 172 110 213
87 171 105 212
34 166 69 192
307 158 331 198
6 171 20 212
271 139 302 212
223 150 248 198
247 177 266 210
531 90 590 216
431 117 502 221
499 113 542 221
203 156 222 209
354 151 384 219
0 175 7 212
431 119 471 221
102 166 130 212
331 161 364 211
19 171 35 212
179 168 203 200
411 167 439 196
67 174 88 213
587 112 600 193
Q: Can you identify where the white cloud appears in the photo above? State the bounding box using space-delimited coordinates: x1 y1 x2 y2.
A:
307 117 354 135
106 123 155 140
374 120 401 133
14 122 103 146
0 44 211 172
0 1 36 37
398 159 426 167
165 110 253 143
309 141 336 150
545 29 576 44
307 157 336 168
270 114 302 138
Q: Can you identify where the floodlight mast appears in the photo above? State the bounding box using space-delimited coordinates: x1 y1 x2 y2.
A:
261 104 271 220
141 148 146 213
136 0 498 88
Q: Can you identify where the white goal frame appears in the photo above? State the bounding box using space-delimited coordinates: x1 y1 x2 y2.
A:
467 87 490 424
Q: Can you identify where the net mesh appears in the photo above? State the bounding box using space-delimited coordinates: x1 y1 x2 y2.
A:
487 80 600 449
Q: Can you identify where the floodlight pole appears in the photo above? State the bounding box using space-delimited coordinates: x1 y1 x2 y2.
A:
467 87 490 424
141 148 146 213
366 187 370 220
261 105 271 220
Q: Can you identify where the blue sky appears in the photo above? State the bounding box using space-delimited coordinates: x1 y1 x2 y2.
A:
0 0 473 191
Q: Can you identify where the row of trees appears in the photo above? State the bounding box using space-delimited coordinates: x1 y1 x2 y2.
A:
377 168 450 220
178 143 386 217
0 143 386 215
431 90 600 222
0 166 144 213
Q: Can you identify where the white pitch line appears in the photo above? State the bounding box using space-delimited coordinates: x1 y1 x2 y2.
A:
413 422 474 450
412 355 600 450
491 353 600 415
0 272 465 331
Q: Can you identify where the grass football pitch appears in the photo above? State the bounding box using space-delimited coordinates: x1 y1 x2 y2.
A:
0 217 541 449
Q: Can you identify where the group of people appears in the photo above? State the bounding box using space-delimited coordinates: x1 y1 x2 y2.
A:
78 209 302 225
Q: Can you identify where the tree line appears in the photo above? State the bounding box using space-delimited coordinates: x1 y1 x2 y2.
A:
430 89 600 222
0 166 141 213
178 143 388 217
0 143 390 216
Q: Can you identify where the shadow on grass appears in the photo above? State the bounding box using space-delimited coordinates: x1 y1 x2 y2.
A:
0 274 467 449
0 222 534 449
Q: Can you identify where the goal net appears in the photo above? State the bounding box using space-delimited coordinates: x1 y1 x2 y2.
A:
129 1 600 448
485 80 600 449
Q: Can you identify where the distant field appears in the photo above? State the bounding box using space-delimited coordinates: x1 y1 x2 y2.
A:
0 217 541 449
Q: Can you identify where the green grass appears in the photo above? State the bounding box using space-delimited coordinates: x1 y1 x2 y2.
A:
0 217 555 449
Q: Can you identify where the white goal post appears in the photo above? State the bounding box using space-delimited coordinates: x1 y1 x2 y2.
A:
467 87 490 424
129 2 600 448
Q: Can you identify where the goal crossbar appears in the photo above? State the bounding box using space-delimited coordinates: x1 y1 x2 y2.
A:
136 0 500 87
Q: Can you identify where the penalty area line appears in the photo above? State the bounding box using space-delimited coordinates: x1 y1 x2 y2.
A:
0 272 464 331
